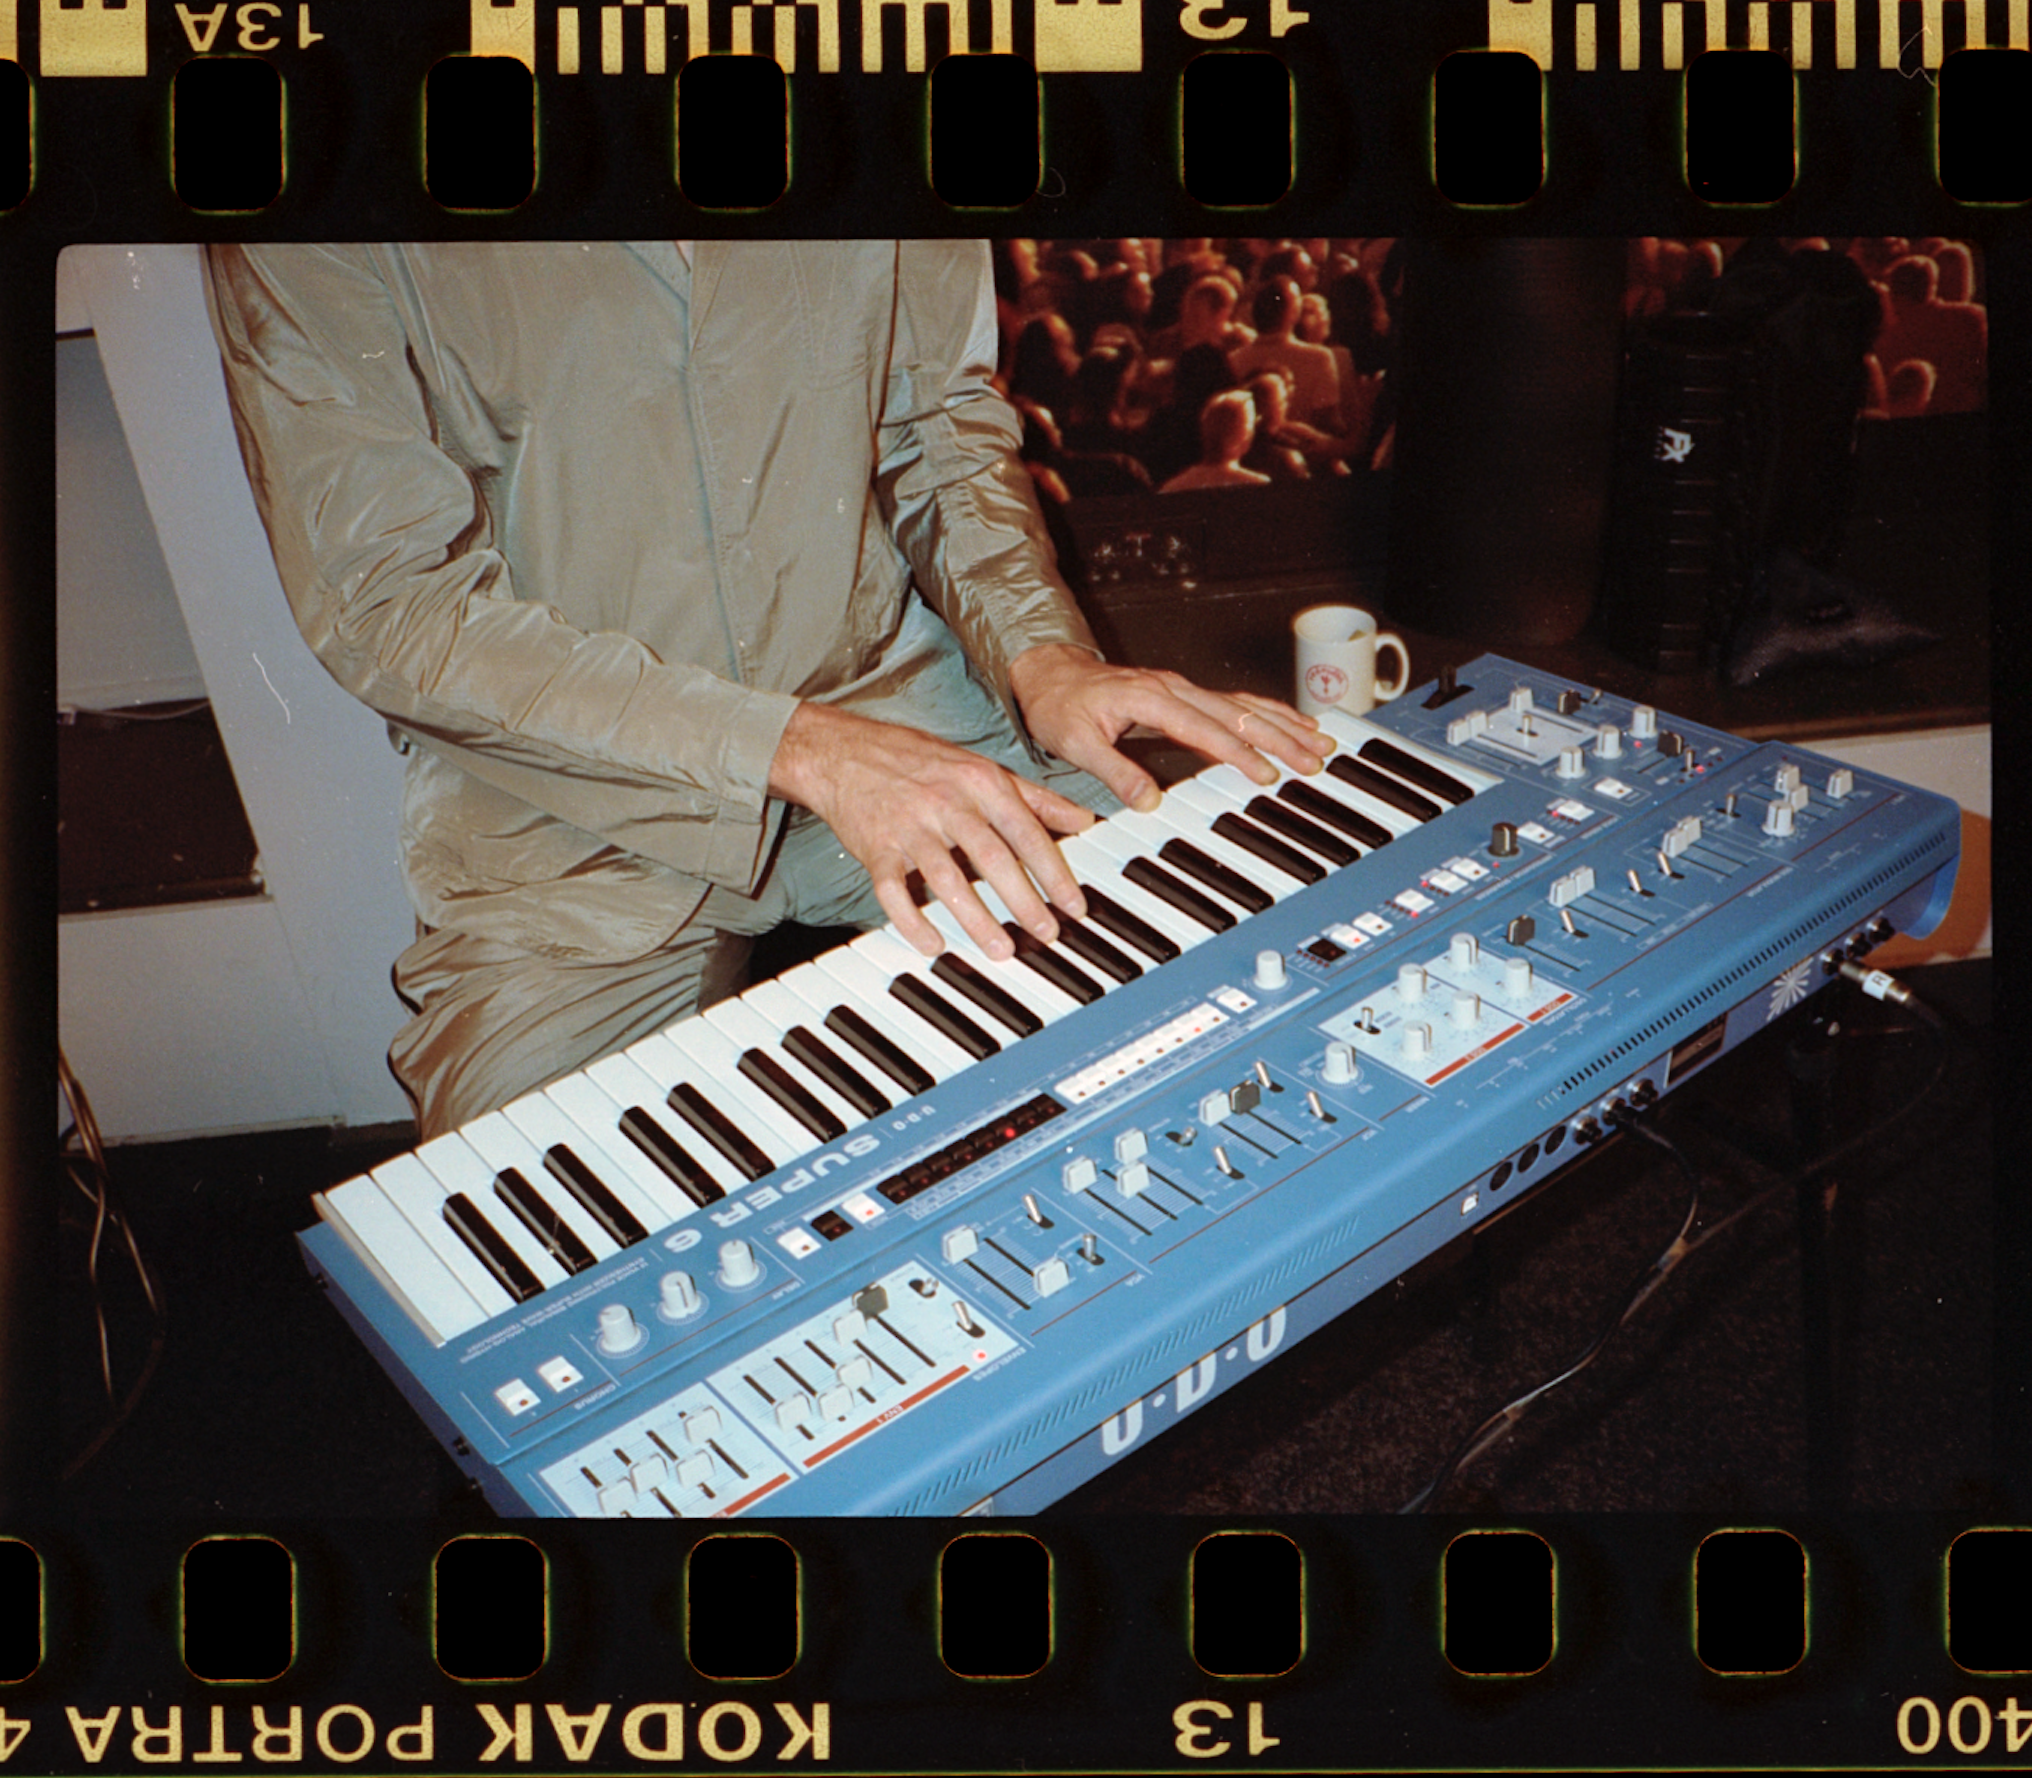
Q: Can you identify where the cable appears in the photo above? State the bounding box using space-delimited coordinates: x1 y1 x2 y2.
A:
1398 1114 1705 1513
1396 965 1958 1513
57 1048 167 1480
57 699 211 725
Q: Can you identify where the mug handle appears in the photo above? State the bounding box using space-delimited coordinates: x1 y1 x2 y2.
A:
1372 632 1410 703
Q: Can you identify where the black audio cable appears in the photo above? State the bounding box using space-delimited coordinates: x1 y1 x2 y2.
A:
1397 963 1958 1513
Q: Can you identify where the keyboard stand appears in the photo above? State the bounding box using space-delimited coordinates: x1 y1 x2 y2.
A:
1693 995 1863 1513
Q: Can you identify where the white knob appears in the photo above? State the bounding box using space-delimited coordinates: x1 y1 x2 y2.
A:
1508 685 1535 717
658 1270 703 1321
1630 704 1658 739
1119 1161 1150 1198
1504 955 1534 997
1402 1022 1433 1061
1253 949 1288 991
1827 767 1854 800
717 1239 761 1288
1764 799 1795 837
1113 1129 1148 1165
1321 1041 1357 1085
596 1303 645 1355
1397 962 1428 1002
1556 745 1586 779
1595 722 1622 759
940 1225 979 1263
1449 932 1480 972
1061 1155 1097 1194
1451 990 1481 1030
1774 762 1803 796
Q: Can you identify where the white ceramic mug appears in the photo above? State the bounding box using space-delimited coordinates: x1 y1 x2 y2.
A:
1293 604 1410 716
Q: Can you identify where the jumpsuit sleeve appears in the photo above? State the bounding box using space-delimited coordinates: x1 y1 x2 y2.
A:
873 239 1103 745
203 241 795 893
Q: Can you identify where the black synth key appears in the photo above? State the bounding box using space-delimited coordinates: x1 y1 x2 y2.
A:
668 1081 778 1182
1359 736 1476 806
889 975 1001 1060
1123 856 1237 932
1327 754 1442 822
1005 923 1108 1005
823 1006 937 1097
931 952 1045 1037
1210 811 1327 885
443 1192 545 1303
783 1025 891 1119
1053 915 1141 984
1158 837 1275 912
1245 794 1359 866
618 1106 725 1207
1080 885 1181 964
739 1047 848 1142
543 1144 650 1246
1281 778 1393 850
492 1167 598 1275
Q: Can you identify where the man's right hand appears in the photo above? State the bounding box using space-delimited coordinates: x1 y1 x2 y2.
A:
768 702 1096 962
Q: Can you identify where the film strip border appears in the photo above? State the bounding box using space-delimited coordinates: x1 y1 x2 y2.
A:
0 1517 2027 1769
0 0 2026 230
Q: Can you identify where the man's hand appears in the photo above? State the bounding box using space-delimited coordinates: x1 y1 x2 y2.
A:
1008 643 1333 814
770 701 1095 962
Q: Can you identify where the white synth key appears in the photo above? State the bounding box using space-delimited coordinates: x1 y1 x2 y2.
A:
766 962 959 1104
853 927 1020 1054
414 1131 570 1290
789 954 975 1082
500 1088 682 1237
541 1072 705 1227
700 996 868 1133
584 1051 749 1199
462 1110 620 1263
1320 708 1501 794
318 1177 490 1346
1138 790 1305 901
969 880 1129 1000
603 1040 768 1194
1309 768 1426 838
367 1152 520 1320
649 1018 816 1167
1087 812 1247 933
917 903 1084 1023
1059 828 1213 952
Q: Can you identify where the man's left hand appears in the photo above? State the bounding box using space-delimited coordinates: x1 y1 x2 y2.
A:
1009 643 1334 813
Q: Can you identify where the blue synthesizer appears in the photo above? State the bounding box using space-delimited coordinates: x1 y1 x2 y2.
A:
299 657 1961 1517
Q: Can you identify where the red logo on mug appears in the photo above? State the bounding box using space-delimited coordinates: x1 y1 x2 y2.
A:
1305 663 1349 705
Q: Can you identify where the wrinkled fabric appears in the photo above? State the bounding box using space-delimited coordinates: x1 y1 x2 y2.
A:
204 240 1100 963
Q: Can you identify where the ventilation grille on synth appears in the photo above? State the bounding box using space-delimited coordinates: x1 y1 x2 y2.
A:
1540 831 1951 1107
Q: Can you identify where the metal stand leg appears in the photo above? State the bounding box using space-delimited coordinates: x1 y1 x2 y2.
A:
1696 1001 1855 1511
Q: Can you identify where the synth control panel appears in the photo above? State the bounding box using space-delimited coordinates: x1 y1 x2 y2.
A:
299 656 1961 1518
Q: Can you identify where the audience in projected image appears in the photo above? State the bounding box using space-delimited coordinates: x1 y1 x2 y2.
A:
1628 235 1987 419
1158 389 1271 493
993 238 1402 502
